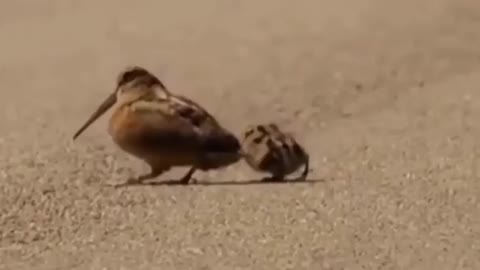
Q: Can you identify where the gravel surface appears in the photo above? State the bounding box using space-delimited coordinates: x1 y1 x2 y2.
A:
1 0 480 269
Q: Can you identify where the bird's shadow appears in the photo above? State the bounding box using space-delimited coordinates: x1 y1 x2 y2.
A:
114 177 325 187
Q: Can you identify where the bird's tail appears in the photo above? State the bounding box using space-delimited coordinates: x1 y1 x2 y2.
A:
201 130 241 153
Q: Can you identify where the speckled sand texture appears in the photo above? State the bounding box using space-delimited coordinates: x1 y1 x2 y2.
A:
1 0 480 269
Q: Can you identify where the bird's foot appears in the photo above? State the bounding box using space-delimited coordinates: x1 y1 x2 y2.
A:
108 176 144 188
261 175 284 182
174 175 197 185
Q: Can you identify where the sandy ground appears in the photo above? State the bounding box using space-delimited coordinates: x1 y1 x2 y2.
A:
1 0 480 269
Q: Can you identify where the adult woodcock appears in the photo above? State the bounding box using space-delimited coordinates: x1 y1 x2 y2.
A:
73 66 242 187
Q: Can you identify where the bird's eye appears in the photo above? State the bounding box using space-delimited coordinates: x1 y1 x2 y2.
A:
120 71 136 85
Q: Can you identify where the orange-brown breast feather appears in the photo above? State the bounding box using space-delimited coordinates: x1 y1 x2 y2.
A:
110 97 239 158
111 99 202 151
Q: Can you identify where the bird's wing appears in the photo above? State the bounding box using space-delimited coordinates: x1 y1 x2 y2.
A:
167 94 222 130
125 99 203 152
126 98 239 154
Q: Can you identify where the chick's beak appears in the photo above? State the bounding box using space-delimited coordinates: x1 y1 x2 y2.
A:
72 92 117 140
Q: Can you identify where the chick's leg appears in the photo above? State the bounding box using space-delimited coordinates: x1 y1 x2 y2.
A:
298 156 310 181
261 174 285 182
262 166 286 182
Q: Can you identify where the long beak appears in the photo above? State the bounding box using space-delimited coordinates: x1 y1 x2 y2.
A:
72 93 117 140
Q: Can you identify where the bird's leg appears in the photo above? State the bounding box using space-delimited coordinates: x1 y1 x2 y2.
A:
114 166 166 188
128 170 161 184
176 166 197 185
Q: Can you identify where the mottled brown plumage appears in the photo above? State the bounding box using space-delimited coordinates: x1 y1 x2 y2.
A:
73 66 241 186
240 123 309 181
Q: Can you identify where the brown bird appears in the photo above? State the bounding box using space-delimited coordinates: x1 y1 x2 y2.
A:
240 123 309 182
73 66 242 186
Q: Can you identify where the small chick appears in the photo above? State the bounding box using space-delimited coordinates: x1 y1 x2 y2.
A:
240 123 309 181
